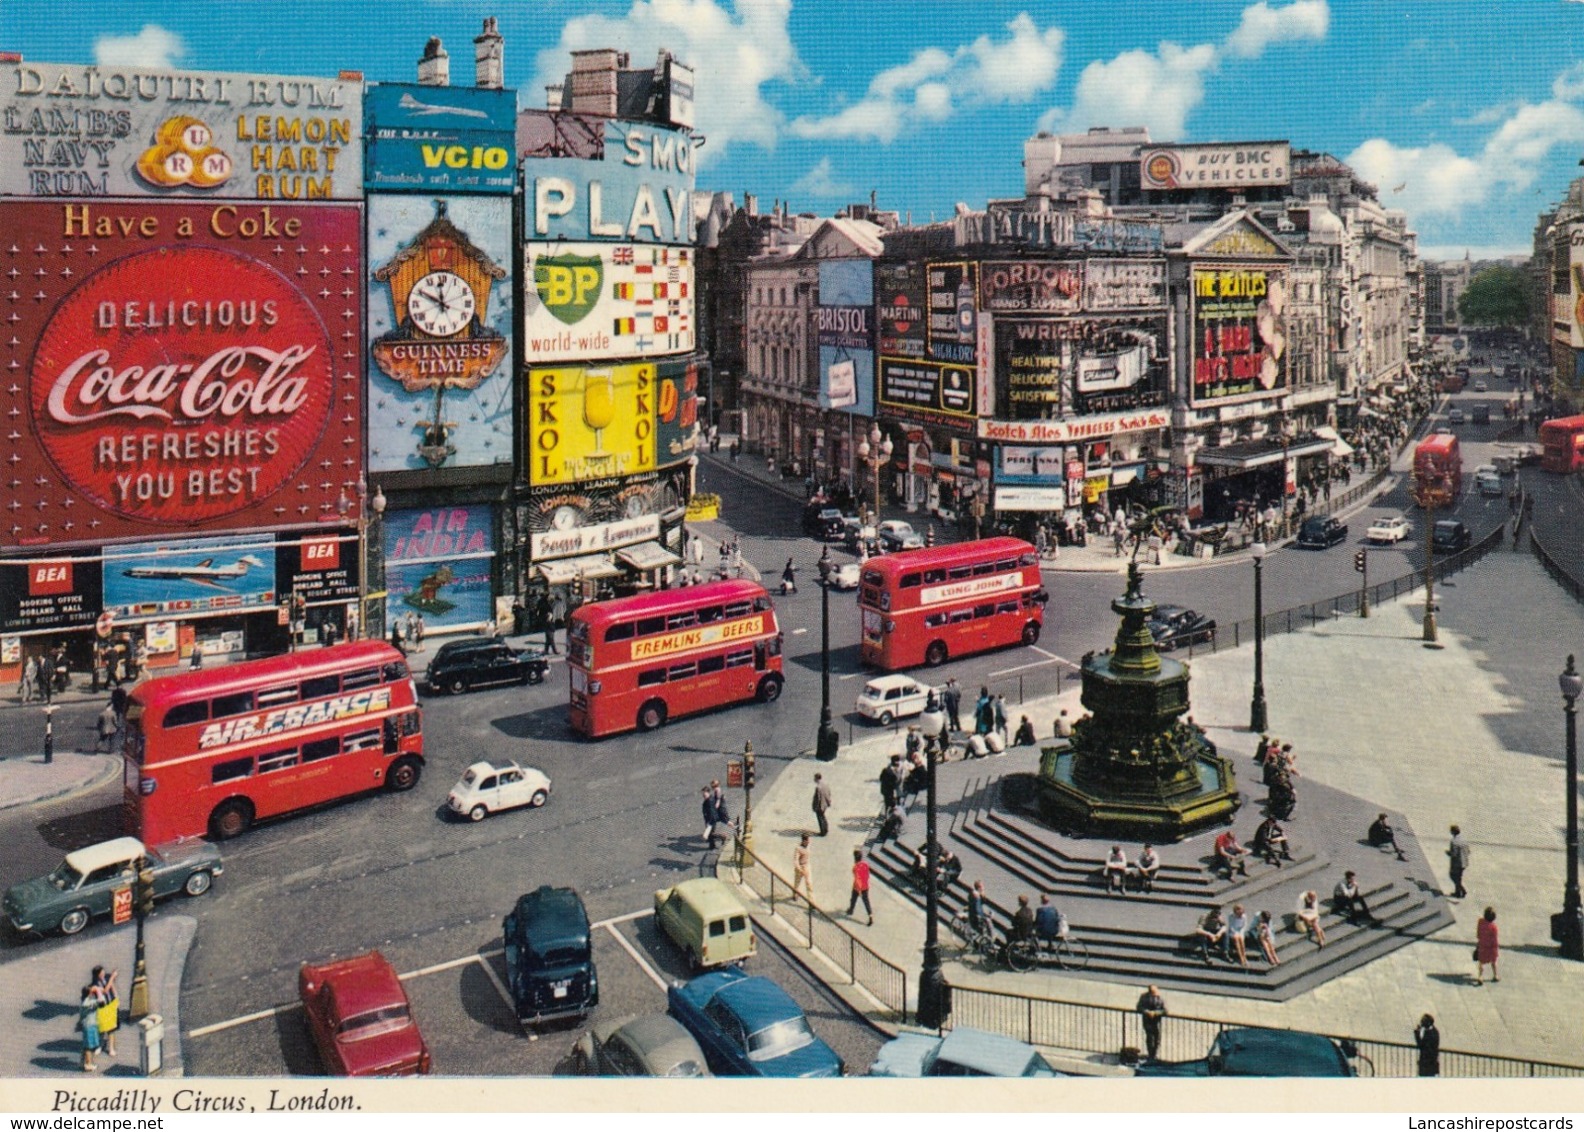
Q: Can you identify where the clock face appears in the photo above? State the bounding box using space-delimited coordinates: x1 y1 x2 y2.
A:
551 505 581 531
407 270 476 338
624 493 648 519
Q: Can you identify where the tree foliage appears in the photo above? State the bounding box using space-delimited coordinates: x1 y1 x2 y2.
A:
1456 265 1531 327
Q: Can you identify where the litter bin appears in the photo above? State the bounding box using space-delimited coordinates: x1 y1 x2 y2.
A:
138 1013 165 1077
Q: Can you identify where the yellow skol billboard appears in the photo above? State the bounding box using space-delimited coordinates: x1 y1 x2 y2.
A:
528 362 657 485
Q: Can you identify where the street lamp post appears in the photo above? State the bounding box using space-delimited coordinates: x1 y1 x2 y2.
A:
917 691 951 1029
368 483 387 641
129 855 154 1020
857 424 893 528
42 703 55 765
1418 477 1441 645
739 740 756 865
815 548 840 761
1249 541 1269 734
1554 656 1584 961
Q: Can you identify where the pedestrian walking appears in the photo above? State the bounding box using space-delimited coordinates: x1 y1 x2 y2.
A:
94 702 119 754
792 833 813 900
1448 824 1471 898
390 626 407 655
879 755 903 815
974 686 992 735
77 984 101 1071
847 849 873 925
1414 1014 1441 1077
942 677 962 733
1475 906 1500 984
993 694 1009 743
700 787 720 848
811 773 832 837
781 557 798 595
19 654 37 704
1136 985 1167 1062
91 966 119 1058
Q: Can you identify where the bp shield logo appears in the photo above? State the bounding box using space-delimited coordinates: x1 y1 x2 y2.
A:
534 253 603 326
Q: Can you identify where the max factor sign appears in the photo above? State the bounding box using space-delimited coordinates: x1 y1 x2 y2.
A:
1 61 362 198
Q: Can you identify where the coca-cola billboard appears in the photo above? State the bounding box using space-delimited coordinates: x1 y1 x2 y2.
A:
6 200 362 548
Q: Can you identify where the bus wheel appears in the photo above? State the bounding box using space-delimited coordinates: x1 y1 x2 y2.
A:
1021 622 1041 647
757 675 784 703
387 757 422 792
209 799 254 841
637 700 668 732
925 640 948 667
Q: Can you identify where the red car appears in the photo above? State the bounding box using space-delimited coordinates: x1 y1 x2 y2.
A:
298 951 432 1077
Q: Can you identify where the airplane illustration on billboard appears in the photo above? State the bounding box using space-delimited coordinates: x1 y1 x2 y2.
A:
121 555 267 590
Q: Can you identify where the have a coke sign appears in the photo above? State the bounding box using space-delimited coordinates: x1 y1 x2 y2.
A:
8 201 361 546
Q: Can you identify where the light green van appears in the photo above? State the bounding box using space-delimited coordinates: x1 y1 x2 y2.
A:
652 877 757 970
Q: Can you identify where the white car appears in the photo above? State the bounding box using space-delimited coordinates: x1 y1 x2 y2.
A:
1366 515 1411 544
876 520 925 553
830 562 863 590
446 760 552 822
856 674 935 725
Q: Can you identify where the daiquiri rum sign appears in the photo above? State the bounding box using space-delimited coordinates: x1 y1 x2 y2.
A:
6 200 362 548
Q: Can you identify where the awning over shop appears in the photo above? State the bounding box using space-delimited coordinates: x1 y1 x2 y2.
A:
537 554 622 585
1313 425 1354 458
616 542 683 572
1194 436 1336 470
1109 463 1145 487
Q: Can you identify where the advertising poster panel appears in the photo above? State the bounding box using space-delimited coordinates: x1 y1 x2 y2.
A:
519 115 695 244
655 358 700 467
364 83 516 194
367 195 513 472
1140 141 1290 191
980 260 1083 314
0 61 362 200
818 259 875 414
103 533 277 620
383 505 495 630
524 465 689 559
877 357 977 428
527 361 659 485
1083 259 1168 311
6 200 363 549
876 261 926 358
1191 266 1288 404
995 446 1069 486
994 316 1169 419
277 532 360 604
0 557 104 635
523 243 694 361
926 261 978 364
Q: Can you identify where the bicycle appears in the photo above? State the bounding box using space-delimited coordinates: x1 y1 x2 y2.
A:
1043 933 1090 971
950 910 1002 964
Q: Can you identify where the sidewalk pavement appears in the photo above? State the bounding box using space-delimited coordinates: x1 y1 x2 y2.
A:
738 539 1584 1069
0 916 195 1078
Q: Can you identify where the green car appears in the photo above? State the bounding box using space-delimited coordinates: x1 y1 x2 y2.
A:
653 877 756 970
3 836 223 938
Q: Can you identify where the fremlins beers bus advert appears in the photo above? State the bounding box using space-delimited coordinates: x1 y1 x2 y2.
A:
5 199 362 548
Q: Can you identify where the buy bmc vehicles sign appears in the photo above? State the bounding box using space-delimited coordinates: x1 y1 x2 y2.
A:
5 200 362 548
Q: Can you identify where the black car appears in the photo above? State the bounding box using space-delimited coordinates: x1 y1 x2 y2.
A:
424 638 549 694
1148 605 1216 651
802 505 848 540
1431 519 1472 553
504 885 599 1027
1135 1028 1356 1078
1295 516 1348 549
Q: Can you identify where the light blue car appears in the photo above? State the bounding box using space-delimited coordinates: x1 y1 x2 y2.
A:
869 1026 1062 1077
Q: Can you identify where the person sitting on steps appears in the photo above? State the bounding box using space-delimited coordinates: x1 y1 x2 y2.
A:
1368 812 1408 861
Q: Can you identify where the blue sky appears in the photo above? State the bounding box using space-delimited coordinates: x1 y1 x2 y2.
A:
7 0 1584 260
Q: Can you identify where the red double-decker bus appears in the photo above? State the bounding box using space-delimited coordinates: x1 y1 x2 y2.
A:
1540 415 1584 473
567 579 784 738
1413 433 1462 506
857 537 1047 670
123 641 424 843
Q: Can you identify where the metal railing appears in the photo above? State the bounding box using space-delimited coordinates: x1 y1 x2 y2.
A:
1172 520 1508 659
1530 525 1584 603
947 985 1584 1077
729 843 910 1023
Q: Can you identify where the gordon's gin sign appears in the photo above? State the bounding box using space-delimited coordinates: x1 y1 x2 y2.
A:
8 201 362 545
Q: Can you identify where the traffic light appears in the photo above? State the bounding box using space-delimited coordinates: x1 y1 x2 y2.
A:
743 741 756 790
1353 550 1366 573
134 858 156 918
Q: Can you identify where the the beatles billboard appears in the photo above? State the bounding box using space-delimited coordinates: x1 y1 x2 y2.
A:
1190 266 1288 404
5 200 363 549
367 195 514 473
0 61 363 199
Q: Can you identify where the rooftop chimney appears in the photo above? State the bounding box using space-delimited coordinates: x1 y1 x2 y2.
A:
474 17 503 90
418 37 449 87
545 84 564 111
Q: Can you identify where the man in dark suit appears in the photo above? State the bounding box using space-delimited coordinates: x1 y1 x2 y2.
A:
941 678 962 733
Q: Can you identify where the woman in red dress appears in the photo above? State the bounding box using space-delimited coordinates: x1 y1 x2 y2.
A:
1475 906 1500 985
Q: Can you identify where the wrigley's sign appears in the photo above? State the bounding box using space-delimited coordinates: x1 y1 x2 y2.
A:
978 408 1169 444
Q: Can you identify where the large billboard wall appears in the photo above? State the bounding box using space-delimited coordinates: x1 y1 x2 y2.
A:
5 199 363 549
519 115 695 244
522 242 693 361
364 82 516 195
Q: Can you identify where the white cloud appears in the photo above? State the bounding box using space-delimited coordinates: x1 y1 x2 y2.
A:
535 0 802 164
789 13 1063 143
1454 103 1518 127
1224 0 1329 59
1346 138 1487 218
1555 62 1584 101
788 156 855 199
1046 42 1216 139
94 25 185 69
